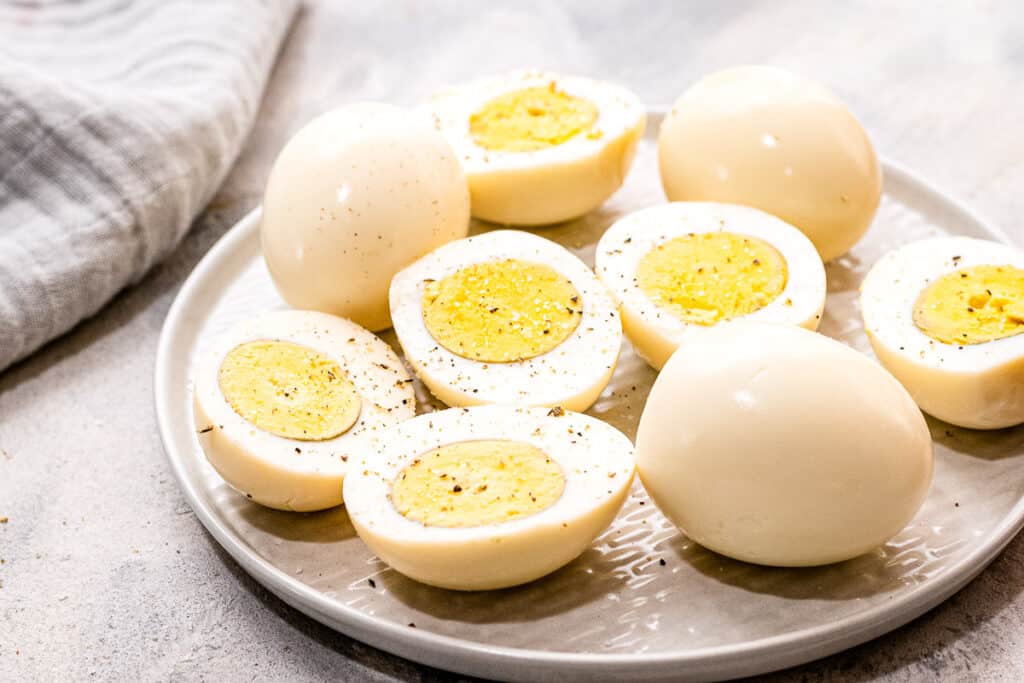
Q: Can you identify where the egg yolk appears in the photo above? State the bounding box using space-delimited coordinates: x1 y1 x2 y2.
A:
637 232 788 325
218 340 361 440
390 440 565 528
469 84 599 152
914 264 1024 345
422 259 583 363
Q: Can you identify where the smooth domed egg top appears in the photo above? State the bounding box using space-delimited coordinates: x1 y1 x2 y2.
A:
636 322 933 566
658 65 881 262
261 102 470 331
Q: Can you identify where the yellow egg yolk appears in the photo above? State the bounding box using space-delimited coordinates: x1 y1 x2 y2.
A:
914 264 1024 345
390 440 565 528
469 84 599 152
422 259 583 363
637 232 789 325
218 340 361 440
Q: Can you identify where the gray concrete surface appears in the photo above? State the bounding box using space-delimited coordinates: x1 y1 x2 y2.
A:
3 1 1024 680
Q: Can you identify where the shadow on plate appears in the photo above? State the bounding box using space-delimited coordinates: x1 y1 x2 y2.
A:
673 517 974 603
929 417 1024 461
824 252 867 295
219 488 358 543
377 540 635 625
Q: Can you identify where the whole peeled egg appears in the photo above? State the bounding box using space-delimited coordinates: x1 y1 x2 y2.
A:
261 103 470 331
658 66 882 262
636 323 933 567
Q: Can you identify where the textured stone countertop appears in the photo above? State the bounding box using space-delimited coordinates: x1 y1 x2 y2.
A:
2 1 1023 681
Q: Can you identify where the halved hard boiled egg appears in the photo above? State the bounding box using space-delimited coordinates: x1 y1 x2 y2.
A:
427 70 646 226
595 201 826 369
389 230 622 411
861 236 1024 429
343 405 635 590
193 310 415 511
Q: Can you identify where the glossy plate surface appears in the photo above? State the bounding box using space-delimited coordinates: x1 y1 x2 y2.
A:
155 112 1024 682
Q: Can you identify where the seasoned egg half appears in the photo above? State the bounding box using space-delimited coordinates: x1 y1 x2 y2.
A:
637 323 933 567
595 202 826 370
389 230 622 411
193 310 415 511
427 70 646 226
343 405 635 590
861 236 1024 429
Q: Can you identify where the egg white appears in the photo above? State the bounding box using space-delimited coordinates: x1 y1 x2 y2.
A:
427 70 646 225
342 405 636 590
389 230 622 411
595 201 827 370
193 310 415 511
861 236 1024 429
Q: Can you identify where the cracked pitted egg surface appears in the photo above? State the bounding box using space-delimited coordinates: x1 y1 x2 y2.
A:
636 323 933 567
389 230 622 411
596 201 826 370
343 405 635 590
193 310 415 511
658 65 881 262
261 103 470 332
427 70 646 226
861 236 1024 429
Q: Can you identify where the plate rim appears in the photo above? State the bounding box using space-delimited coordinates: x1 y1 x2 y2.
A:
155 118 1022 682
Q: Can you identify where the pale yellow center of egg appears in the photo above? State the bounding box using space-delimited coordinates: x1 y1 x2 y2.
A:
469 85 600 152
637 232 788 325
914 264 1024 345
390 440 565 528
218 340 361 440
422 259 583 363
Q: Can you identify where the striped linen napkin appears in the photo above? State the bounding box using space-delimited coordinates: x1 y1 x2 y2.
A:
0 0 298 372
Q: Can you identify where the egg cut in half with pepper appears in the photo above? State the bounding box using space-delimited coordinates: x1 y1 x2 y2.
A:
861 236 1024 429
193 310 415 511
595 201 827 370
427 70 646 226
389 230 622 411
343 405 635 590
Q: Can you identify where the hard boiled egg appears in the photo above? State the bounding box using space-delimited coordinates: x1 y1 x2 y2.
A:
595 201 826 370
343 405 635 590
427 70 646 226
658 66 881 262
636 323 933 567
193 310 415 511
389 230 622 411
861 236 1024 429
261 103 470 331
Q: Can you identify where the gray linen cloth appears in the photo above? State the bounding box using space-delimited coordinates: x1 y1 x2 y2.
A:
0 0 297 371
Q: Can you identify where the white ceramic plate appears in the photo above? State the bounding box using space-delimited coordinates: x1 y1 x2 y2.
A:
155 111 1024 682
